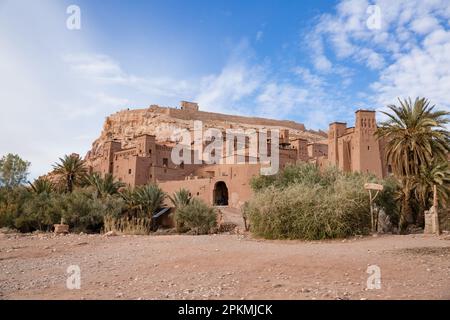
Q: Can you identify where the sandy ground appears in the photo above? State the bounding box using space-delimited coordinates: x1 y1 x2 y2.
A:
0 231 449 300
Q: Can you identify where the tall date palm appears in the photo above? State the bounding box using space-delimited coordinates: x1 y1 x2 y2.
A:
376 97 449 231
85 172 125 198
53 154 87 193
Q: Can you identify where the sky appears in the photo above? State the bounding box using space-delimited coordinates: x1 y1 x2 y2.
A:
1 0 450 178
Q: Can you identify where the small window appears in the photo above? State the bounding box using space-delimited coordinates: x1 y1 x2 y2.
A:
128 169 132 174
149 149 152 154
367 146 370 150
180 161 184 169
163 158 168 167
196 192 200 196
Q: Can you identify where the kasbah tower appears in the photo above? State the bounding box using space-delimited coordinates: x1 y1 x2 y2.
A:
327 110 386 178
85 101 389 209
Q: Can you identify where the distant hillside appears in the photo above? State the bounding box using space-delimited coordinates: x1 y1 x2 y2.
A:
85 103 327 168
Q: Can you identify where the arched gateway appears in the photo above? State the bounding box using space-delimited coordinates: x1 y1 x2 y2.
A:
213 181 229 206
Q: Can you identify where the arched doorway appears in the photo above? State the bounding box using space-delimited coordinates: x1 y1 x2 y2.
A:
213 181 229 206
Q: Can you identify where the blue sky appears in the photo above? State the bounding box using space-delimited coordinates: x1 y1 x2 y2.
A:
1 0 450 178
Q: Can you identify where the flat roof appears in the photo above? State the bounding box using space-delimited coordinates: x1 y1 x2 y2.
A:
135 133 156 138
329 121 347 125
355 109 375 113
291 138 308 141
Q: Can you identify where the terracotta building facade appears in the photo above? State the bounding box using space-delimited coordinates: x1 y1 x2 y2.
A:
88 103 389 208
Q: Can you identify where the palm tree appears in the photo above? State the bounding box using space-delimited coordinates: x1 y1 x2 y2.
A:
53 154 87 193
119 187 140 218
169 188 192 232
28 177 55 194
414 161 450 211
133 184 166 218
376 97 450 232
85 172 125 198
168 188 191 208
133 184 166 230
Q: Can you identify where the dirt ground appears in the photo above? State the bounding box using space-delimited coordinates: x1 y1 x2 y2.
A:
1 231 449 300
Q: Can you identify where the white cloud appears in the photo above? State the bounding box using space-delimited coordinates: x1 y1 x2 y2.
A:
256 83 309 118
410 15 440 35
4 0 449 179
314 55 333 72
307 0 450 115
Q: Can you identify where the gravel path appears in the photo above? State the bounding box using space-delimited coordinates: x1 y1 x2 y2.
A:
1 231 449 300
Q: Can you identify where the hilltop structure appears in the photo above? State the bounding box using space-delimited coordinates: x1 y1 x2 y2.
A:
86 101 389 208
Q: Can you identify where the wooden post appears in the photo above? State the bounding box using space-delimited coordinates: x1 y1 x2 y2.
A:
434 185 441 235
369 190 374 233
364 183 384 234
433 184 438 208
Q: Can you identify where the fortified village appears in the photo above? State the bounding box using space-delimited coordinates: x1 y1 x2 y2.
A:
84 101 390 209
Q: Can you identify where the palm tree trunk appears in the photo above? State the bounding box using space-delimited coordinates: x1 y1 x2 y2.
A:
67 175 73 193
400 187 413 234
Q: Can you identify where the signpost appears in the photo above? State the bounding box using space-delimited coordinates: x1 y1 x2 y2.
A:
364 183 384 233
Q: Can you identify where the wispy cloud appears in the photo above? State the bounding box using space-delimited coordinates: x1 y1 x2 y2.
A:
304 0 450 116
3 0 450 179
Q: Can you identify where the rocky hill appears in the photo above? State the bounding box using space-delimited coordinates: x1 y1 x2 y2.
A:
85 102 327 166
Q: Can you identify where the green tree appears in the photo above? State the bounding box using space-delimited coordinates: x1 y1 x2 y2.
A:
414 161 450 211
133 184 166 230
85 172 125 198
53 154 87 193
168 188 191 208
376 97 450 232
133 184 166 218
119 187 139 217
28 177 55 194
169 188 192 232
0 154 31 188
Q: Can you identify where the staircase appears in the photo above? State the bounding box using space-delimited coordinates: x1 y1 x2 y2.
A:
215 206 245 230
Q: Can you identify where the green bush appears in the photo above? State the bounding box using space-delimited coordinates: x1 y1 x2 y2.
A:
0 187 126 233
375 177 400 226
57 189 126 233
251 163 340 191
174 198 218 234
246 164 373 240
0 187 32 231
18 192 61 232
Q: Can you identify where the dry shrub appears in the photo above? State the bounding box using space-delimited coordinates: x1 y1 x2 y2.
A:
245 165 372 240
174 198 218 235
103 215 151 235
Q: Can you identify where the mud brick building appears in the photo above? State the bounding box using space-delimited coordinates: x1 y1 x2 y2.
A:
87 102 388 208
